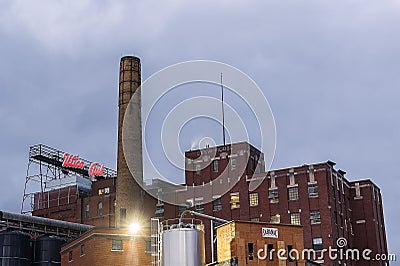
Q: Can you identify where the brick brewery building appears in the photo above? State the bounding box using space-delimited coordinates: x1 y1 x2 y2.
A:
15 56 389 265
160 143 388 265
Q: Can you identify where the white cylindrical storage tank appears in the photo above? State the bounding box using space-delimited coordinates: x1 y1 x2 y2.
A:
162 226 205 266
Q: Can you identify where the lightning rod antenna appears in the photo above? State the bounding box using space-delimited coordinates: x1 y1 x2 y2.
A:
221 73 226 146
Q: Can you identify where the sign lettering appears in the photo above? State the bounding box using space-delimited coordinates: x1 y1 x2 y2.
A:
262 227 279 238
62 153 105 179
62 153 84 169
89 162 105 178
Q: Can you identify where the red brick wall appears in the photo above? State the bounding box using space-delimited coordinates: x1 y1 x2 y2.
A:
61 228 152 266
350 180 388 265
163 144 388 265
32 178 117 227
216 221 305 266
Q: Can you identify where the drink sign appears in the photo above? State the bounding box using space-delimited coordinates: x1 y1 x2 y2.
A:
89 162 105 178
62 153 105 179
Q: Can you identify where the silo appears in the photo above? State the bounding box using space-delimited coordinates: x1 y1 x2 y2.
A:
161 220 205 266
0 231 32 266
32 236 66 265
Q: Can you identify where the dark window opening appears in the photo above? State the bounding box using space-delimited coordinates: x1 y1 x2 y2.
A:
195 164 201 175
195 200 204 213
178 205 187 216
248 243 254 261
85 204 90 219
213 160 218 172
308 183 319 197
312 237 323 250
112 239 123 251
288 245 293 262
310 210 321 224
98 202 103 216
213 198 222 211
120 208 126 225
267 244 274 261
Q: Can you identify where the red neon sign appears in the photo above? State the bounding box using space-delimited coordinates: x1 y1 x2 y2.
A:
62 153 84 169
89 162 105 178
62 153 105 179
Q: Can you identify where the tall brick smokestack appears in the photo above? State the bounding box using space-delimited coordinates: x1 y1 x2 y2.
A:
116 56 155 228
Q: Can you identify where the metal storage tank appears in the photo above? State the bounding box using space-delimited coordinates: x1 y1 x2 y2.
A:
0 231 32 266
33 236 66 265
161 219 205 266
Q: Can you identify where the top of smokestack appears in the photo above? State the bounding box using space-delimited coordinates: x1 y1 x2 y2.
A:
118 56 141 107
121 55 140 61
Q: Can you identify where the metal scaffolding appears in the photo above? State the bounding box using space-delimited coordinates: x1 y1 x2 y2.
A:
21 144 117 214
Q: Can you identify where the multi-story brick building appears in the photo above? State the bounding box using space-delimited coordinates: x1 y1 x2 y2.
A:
32 177 117 228
26 54 388 265
161 142 388 266
30 141 388 265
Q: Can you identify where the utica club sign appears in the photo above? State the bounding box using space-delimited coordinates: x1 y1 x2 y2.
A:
62 153 105 179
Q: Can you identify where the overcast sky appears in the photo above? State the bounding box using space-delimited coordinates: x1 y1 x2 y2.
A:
0 0 399 256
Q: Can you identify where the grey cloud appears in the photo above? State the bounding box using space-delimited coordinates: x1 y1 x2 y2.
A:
0 0 399 255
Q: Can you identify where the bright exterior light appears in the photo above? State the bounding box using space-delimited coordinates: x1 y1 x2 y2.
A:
129 222 141 234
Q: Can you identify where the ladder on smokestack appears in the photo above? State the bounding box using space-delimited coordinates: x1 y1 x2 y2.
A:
150 218 161 266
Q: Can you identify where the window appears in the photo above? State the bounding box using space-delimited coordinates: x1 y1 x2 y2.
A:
195 164 201 175
268 189 279 203
350 221 354 235
80 244 85 256
98 187 110 195
249 193 259 207
248 243 254 260
308 183 318 197
145 240 152 253
120 208 126 225
98 202 103 216
312 237 323 250
85 204 90 219
69 250 73 262
290 212 301 225
213 198 222 211
267 244 274 261
230 158 236 171
334 211 337 225
270 214 280 223
288 187 299 201
213 160 218 172
310 210 321 224
195 200 204 213
112 239 123 251
250 156 255 172
178 205 186 216
340 213 344 228
288 245 294 262
230 193 240 209
155 202 164 217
